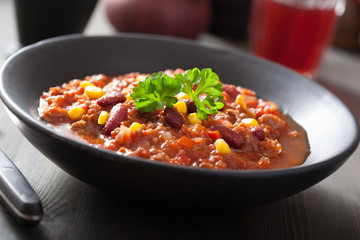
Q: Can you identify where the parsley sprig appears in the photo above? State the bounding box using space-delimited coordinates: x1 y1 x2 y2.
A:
175 68 224 120
130 68 224 120
131 72 181 113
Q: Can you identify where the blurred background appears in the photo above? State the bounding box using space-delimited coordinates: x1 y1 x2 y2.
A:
0 0 359 119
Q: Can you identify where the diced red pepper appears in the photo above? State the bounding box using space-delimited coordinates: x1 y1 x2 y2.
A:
178 136 195 149
208 130 221 141
242 88 256 96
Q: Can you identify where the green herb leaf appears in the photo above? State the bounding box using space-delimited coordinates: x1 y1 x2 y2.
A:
175 68 224 120
130 72 181 113
131 68 224 119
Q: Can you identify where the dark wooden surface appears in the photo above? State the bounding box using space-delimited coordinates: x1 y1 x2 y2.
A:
0 80 359 240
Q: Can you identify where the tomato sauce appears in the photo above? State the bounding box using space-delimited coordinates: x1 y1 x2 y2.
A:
39 69 310 170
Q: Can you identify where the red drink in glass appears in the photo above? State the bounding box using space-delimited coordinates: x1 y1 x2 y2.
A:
250 0 340 79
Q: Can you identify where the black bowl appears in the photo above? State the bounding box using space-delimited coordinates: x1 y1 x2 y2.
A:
1 34 359 206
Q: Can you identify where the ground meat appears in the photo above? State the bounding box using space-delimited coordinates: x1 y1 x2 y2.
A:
38 69 310 170
258 114 285 130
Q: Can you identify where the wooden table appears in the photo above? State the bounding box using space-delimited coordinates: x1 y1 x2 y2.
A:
1 1 360 239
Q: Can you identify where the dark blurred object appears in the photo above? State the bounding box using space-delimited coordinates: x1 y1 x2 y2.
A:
333 0 360 51
104 0 211 39
14 0 98 46
209 0 251 39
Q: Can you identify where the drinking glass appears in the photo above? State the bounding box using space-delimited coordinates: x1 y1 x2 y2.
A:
14 0 98 47
249 0 345 79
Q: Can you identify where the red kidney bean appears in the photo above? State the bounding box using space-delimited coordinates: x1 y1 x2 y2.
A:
103 104 128 135
97 92 126 107
211 125 245 149
222 84 240 99
251 127 265 141
164 107 184 129
180 99 197 114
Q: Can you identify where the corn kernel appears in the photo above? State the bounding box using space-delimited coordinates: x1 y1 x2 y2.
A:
188 113 202 125
135 75 146 82
80 81 94 89
85 85 104 99
241 118 259 127
68 107 86 121
235 94 247 110
215 139 231 154
176 92 191 100
129 122 142 132
98 111 109 125
174 101 187 114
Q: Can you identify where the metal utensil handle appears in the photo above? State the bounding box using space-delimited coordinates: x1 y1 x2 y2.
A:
0 150 43 226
